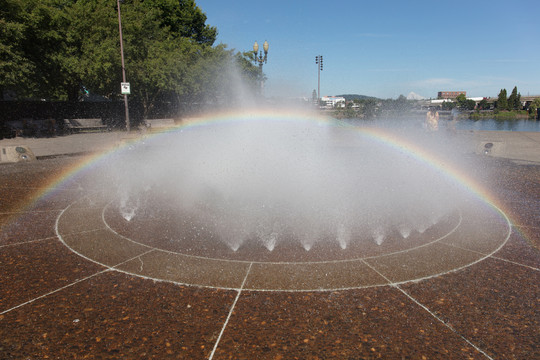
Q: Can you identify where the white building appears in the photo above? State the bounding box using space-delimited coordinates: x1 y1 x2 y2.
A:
321 96 346 108
430 99 453 105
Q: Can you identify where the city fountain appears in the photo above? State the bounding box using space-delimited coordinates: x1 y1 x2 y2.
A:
96 112 471 261
50 66 509 289
54 108 511 291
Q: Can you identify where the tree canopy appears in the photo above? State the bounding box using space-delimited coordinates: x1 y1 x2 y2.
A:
496 87 522 111
0 0 260 116
455 93 476 110
497 89 508 110
528 98 540 117
507 86 521 110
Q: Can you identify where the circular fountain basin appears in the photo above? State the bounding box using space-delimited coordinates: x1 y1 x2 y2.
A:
56 192 510 291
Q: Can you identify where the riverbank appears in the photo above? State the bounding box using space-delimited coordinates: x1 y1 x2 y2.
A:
468 110 533 121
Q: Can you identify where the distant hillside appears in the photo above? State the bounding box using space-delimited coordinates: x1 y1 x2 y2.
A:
337 94 379 101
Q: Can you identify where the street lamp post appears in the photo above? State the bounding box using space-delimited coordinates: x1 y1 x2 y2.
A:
315 55 323 106
252 40 269 93
117 0 130 132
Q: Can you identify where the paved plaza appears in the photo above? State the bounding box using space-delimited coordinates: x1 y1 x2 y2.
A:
0 129 539 359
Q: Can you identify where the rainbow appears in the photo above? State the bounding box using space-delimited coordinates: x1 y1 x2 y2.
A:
357 126 504 210
166 109 504 211
17 109 507 224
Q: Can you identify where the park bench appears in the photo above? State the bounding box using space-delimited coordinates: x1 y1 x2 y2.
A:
63 118 108 133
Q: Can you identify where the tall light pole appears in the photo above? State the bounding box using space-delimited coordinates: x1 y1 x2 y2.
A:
315 55 323 106
252 40 269 93
117 0 130 132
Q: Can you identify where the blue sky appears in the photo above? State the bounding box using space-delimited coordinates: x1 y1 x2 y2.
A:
196 0 540 99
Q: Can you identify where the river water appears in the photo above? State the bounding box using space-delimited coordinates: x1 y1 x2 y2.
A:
455 118 540 132
344 117 540 132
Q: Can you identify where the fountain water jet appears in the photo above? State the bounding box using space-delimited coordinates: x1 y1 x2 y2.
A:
103 113 468 258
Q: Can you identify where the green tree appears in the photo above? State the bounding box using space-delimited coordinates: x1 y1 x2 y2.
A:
64 0 121 100
507 86 521 110
0 0 223 101
507 86 517 110
394 94 409 111
455 93 467 109
0 0 267 118
441 101 456 110
145 0 217 45
378 95 412 113
0 0 33 96
528 98 540 118
478 98 488 110
188 46 260 107
465 99 476 110
497 89 508 110
75 0 221 113
0 0 75 99
361 99 379 119
0 0 265 117
234 51 263 95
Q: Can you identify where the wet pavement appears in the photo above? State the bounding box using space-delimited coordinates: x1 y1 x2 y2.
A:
0 134 539 359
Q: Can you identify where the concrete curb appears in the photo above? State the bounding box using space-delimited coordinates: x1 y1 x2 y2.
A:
1 130 539 165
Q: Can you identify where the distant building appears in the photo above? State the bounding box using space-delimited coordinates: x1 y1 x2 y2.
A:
438 91 466 99
321 96 346 108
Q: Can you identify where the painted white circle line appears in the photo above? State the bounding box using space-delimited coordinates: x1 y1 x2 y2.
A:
55 196 513 293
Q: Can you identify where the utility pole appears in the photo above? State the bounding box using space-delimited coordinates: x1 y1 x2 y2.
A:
315 55 323 106
117 0 130 132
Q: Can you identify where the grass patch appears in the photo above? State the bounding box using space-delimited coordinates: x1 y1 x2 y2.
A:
469 110 532 120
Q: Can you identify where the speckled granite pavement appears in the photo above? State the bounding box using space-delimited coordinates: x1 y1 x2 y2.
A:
1 155 538 359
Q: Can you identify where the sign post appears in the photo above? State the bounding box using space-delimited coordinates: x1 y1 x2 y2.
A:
121 82 130 95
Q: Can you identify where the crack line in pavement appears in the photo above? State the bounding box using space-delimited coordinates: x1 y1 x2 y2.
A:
444 242 540 272
0 269 112 316
489 256 540 271
361 259 494 360
394 285 494 360
208 262 253 360
0 236 57 248
0 249 156 316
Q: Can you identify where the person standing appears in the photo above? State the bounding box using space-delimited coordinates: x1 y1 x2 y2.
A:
425 108 439 131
